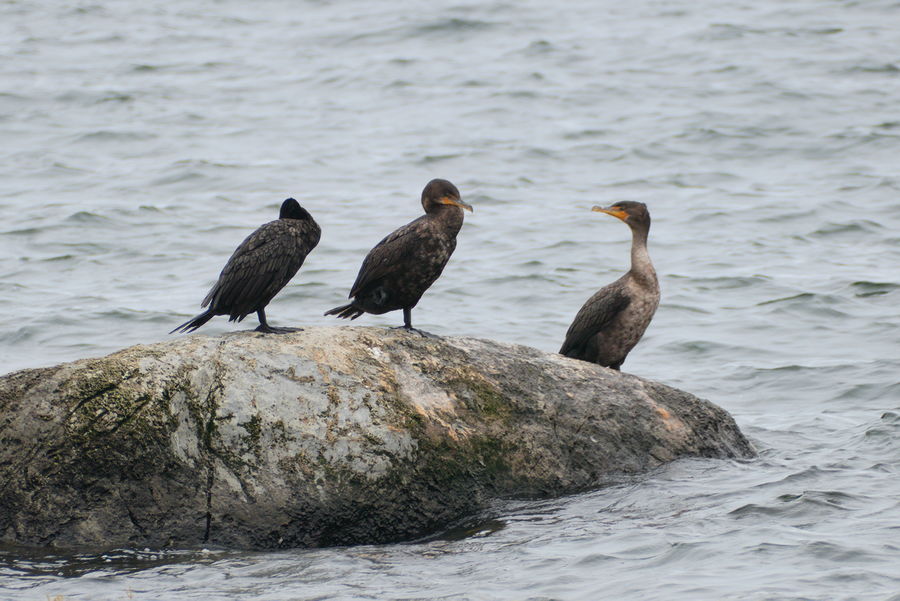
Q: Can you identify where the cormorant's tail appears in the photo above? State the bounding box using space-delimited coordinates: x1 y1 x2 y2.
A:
170 310 215 334
324 302 364 320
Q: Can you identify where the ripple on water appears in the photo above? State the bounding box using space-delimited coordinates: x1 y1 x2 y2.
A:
410 17 496 35
72 130 155 143
851 280 900 298
756 292 852 320
861 411 900 449
729 489 863 525
64 211 112 224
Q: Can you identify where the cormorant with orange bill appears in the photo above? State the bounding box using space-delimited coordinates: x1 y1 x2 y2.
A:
560 201 659 370
325 179 472 334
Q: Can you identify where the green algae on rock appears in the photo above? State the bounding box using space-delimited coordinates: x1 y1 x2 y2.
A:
0 327 753 550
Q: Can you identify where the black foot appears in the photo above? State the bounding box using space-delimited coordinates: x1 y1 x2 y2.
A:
255 325 303 334
391 325 438 338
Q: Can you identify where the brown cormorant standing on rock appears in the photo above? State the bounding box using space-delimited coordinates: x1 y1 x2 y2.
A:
170 198 321 334
560 201 659 370
325 178 472 333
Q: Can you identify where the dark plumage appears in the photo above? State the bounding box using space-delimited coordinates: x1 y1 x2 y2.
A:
324 178 472 332
171 198 321 334
560 201 659 370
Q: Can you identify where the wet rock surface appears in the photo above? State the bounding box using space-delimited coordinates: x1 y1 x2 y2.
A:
0 327 753 550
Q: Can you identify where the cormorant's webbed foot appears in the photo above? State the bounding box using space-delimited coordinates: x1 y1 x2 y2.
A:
390 308 437 337
391 324 438 338
254 309 301 334
255 324 303 334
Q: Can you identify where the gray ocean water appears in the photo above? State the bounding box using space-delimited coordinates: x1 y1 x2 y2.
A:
2 0 900 599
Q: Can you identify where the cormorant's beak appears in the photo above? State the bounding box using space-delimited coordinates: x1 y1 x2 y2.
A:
442 196 474 212
592 205 628 221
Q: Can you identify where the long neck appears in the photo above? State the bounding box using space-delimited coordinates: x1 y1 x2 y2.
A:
629 226 656 285
428 204 464 236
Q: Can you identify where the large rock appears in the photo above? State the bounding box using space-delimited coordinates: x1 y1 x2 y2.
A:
0 327 752 550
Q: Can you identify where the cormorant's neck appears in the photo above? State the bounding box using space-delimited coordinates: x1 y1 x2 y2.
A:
427 204 464 235
629 226 655 285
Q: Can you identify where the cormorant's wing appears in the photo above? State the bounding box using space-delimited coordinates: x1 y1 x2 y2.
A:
349 216 426 298
202 220 313 317
559 283 631 357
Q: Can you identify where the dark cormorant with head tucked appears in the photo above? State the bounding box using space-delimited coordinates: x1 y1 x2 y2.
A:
170 198 321 334
325 178 472 333
559 201 659 370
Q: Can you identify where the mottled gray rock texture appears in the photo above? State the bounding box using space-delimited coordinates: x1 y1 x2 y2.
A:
0 327 753 550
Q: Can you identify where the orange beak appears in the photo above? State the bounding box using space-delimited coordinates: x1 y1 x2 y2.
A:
441 196 474 212
592 205 628 221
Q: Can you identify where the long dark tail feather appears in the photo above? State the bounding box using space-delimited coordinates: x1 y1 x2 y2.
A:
170 310 215 334
324 302 364 320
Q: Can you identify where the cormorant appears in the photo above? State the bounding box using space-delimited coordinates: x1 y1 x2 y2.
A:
324 178 472 333
559 201 659 370
170 198 321 334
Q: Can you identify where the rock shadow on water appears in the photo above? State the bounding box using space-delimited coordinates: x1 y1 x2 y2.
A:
0 543 221 579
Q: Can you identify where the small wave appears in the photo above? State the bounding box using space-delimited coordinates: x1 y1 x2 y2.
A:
64 211 111 224
522 40 556 55
846 63 900 75
861 411 900 445
756 292 815 306
1 227 43 236
497 89 540 100
0 91 30 102
97 92 134 104
131 63 167 72
151 159 236 187
665 303 712 315
562 128 612 140
427 517 506 543
483 273 560 286
696 23 751 41
417 153 463 164
41 254 76 262
698 23 845 42
669 274 769 291
851 281 899 298
729 489 860 521
73 130 154 143
411 18 495 35
757 294 850 319
659 339 755 356
808 220 884 238
542 240 581 250
169 158 246 171
521 146 556 158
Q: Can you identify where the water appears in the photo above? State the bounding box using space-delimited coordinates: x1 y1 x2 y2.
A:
2 0 899 598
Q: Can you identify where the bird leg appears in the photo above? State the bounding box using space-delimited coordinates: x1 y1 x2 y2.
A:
390 308 437 338
254 309 302 334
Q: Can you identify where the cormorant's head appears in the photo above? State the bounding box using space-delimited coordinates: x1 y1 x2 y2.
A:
279 198 313 221
592 201 650 230
421 178 473 214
